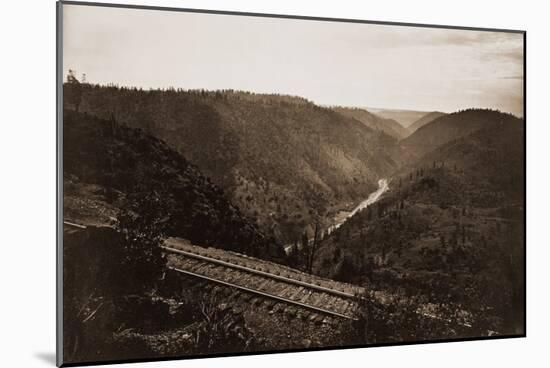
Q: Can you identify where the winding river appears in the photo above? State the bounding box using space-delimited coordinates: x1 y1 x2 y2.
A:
284 178 389 254
326 178 389 234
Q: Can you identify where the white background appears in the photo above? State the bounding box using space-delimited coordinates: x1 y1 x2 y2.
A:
0 0 548 367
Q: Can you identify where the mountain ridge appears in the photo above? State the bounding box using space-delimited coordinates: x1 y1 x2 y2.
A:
400 109 521 161
367 108 431 128
333 106 410 140
64 83 406 243
408 111 446 134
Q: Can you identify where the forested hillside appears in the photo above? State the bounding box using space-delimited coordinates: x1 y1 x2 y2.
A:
313 109 525 339
400 109 521 160
65 81 405 243
63 109 285 261
416 117 524 203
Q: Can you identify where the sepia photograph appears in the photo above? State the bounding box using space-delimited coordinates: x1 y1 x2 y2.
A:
58 1 525 365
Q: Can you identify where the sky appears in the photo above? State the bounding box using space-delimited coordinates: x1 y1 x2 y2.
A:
63 4 524 116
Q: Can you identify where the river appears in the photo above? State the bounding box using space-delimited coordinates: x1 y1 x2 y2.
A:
326 178 389 234
284 178 389 254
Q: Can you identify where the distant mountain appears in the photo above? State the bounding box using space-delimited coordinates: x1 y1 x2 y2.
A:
333 107 410 140
63 109 286 262
400 109 521 160
367 108 430 128
408 111 446 134
64 83 405 243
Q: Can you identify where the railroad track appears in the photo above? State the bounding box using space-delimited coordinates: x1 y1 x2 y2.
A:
65 220 472 328
162 238 363 321
63 221 362 321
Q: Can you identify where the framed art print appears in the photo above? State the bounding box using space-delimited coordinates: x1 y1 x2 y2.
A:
57 1 526 366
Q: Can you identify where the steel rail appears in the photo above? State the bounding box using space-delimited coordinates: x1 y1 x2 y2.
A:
161 245 357 299
167 265 357 320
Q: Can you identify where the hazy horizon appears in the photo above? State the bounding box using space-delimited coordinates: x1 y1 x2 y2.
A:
63 4 524 117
